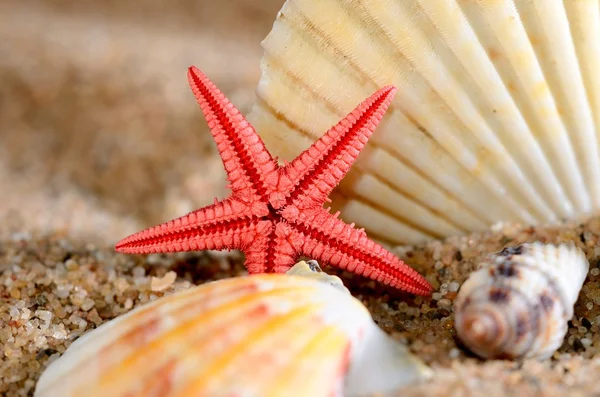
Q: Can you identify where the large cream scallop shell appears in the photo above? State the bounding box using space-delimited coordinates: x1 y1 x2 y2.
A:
453 242 589 360
249 0 600 245
34 268 432 397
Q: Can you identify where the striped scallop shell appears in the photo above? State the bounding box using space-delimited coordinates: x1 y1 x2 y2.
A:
249 0 600 245
453 242 589 360
34 265 432 397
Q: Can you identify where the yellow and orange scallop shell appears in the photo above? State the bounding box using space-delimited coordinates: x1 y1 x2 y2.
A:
34 263 432 397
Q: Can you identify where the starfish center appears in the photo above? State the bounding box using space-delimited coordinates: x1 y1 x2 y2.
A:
265 203 284 223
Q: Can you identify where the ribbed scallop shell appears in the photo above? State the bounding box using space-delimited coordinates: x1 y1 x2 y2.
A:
454 242 589 360
34 267 432 397
249 0 600 245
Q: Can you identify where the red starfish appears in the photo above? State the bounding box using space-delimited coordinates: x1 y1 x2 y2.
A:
115 66 432 295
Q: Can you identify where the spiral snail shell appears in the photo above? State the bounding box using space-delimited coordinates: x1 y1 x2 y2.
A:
454 242 589 360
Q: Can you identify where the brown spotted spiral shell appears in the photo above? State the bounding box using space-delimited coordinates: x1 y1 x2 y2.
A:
454 242 588 360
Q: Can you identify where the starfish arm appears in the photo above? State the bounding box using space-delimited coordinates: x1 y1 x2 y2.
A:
187 66 279 203
115 197 264 254
277 86 396 210
288 207 432 295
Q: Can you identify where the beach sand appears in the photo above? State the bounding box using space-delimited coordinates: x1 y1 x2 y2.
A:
2 1 600 396
3 218 600 396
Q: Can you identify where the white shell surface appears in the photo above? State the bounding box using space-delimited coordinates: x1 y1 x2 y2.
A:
249 0 600 245
34 270 431 397
454 242 589 360
286 259 350 294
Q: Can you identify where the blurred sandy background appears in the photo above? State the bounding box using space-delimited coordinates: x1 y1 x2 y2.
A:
0 0 284 244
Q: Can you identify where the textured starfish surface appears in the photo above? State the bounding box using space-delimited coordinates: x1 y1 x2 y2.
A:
115 66 432 295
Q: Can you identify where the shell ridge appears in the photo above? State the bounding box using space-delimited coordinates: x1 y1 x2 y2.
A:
564 1 600 208
417 0 574 217
325 0 540 223
253 74 475 239
265 0 539 225
516 0 599 213
472 1 589 212
357 0 558 221
254 4 524 232
249 0 600 243
259 14 492 233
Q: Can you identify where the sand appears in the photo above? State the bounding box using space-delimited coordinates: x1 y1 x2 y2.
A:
3 217 600 396
3 1 600 396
